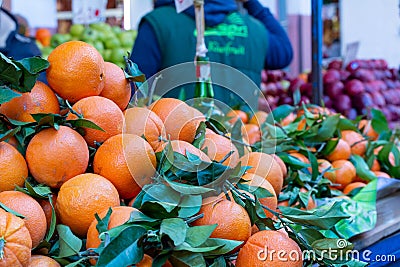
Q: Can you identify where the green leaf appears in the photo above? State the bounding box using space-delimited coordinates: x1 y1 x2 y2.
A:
95 208 113 236
15 180 51 199
201 238 243 256
231 119 245 157
97 225 146 266
192 121 206 149
0 202 25 219
66 118 105 131
321 138 339 156
210 256 226 267
0 86 21 104
237 183 275 198
17 57 49 74
293 88 301 106
268 104 295 122
185 224 217 247
311 238 354 264
57 225 82 258
279 153 309 170
350 155 377 182
170 251 206 267
0 126 20 142
142 184 181 213
160 218 188 246
0 53 21 85
44 195 56 242
337 118 358 131
315 114 340 141
174 242 223 253
307 150 319 180
371 109 389 134
164 178 215 195
178 195 202 218
279 201 350 230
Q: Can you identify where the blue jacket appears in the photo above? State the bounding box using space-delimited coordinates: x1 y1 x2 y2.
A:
131 0 293 80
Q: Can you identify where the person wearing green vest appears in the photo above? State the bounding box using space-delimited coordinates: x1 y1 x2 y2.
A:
131 0 293 109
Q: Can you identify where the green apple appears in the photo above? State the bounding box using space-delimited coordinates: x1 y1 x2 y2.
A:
81 28 99 43
109 47 126 64
117 31 134 47
90 22 112 33
41 46 53 59
92 40 104 52
104 38 121 49
50 33 71 47
102 49 112 61
70 24 85 37
111 26 122 35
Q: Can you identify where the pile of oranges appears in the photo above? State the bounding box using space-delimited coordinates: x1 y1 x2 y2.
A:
0 40 393 266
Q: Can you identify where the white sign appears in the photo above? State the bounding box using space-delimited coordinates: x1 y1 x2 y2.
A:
174 0 194 13
72 0 107 24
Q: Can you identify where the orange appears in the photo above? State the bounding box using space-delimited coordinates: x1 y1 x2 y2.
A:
86 206 138 250
341 130 367 156
296 118 307 131
0 191 47 248
0 81 60 122
38 194 57 231
149 98 205 143
249 111 268 127
201 130 239 167
242 124 261 145
66 96 124 147
278 188 316 210
0 142 28 192
123 107 166 151
272 154 287 178
28 255 60 267
373 171 391 178
56 173 120 237
241 173 277 218
317 159 336 181
371 159 381 171
25 126 89 188
359 120 379 140
5 136 18 149
289 152 310 164
343 182 366 195
192 198 251 251
100 62 131 110
35 28 51 46
239 152 284 195
136 255 173 267
236 230 303 267
326 138 351 161
46 41 105 103
227 110 248 124
93 134 157 199
0 208 32 267
156 140 211 163
281 113 296 126
374 147 395 166
331 160 356 190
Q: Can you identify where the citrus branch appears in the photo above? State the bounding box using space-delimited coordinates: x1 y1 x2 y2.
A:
65 100 83 119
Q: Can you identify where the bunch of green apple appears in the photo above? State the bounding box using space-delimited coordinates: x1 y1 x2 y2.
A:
42 22 137 67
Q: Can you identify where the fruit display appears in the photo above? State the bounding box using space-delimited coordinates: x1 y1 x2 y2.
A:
1 42 399 266
259 60 400 128
37 23 137 67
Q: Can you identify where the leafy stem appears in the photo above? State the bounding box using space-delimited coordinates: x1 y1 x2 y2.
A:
0 238 5 260
65 100 83 119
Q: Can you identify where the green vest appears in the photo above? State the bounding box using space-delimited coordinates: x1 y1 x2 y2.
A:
143 6 268 109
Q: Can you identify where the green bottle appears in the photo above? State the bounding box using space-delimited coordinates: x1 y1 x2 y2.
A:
194 56 214 116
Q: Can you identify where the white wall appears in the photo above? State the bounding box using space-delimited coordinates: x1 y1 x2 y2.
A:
286 0 311 16
130 0 153 29
340 0 400 67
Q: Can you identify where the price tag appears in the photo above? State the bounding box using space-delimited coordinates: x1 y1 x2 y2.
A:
174 0 194 13
72 0 107 24
342 41 360 69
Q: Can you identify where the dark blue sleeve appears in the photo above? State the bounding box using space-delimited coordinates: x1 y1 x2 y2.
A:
130 21 162 79
243 0 293 70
